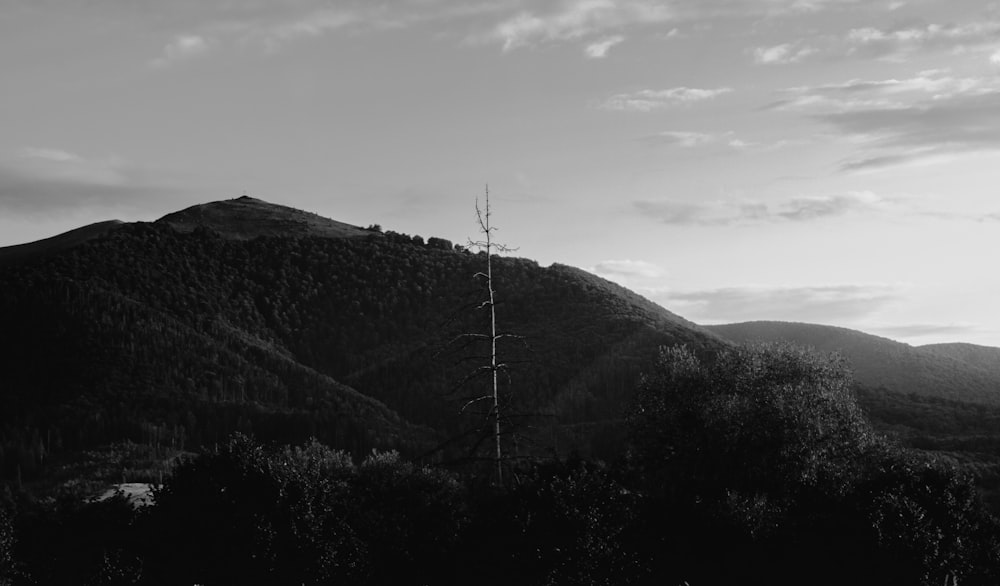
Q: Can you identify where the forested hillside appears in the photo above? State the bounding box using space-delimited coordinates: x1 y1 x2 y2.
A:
921 343 1000 380
0 198 724 486
707 320 1000 510
706 321 1000 404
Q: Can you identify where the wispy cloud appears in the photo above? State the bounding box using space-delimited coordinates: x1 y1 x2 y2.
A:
874 323 979 339
663 283 899 324
766 73 990 112
593 259 665 279
819 90 1000 171
258 9 362 51
634 191 892 226
489 0 671 51
639 130 755 149
20 147 82 164
151 34 212 67
600 86 732 111
753 42 815 64
146 2 436 62
767 71 1000 170
641 130 718 147
843 21 1000 61
584 34 625 58
0 148 173 213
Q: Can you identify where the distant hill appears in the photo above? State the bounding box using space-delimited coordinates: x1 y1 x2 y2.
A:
0 196 725 486
705 321 1000 405
0 219 123 268
920 343 1000 380
157 195 373 240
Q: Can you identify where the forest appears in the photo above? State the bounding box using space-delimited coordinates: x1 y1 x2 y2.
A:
3 342 999 585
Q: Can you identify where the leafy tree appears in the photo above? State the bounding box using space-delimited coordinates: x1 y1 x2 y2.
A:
461 460 641 586
630 343 876 504
0 505 13 586
147 434 365 585
627 343 1000 585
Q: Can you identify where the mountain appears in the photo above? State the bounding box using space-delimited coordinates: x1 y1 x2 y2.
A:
705 321 1000 405
0 196 725 487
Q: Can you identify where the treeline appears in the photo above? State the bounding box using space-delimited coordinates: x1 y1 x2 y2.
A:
0 222 719 485
3 343 999 585
857 386 1000 511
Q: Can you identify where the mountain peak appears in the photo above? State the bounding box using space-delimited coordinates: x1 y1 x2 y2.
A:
156 196 374 240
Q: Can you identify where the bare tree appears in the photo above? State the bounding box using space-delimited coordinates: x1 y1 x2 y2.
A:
463 185 517 485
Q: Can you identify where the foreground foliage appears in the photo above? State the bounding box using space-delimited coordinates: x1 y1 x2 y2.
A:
4 344 999 585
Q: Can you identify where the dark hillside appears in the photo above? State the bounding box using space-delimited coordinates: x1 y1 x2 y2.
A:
0 198 724 485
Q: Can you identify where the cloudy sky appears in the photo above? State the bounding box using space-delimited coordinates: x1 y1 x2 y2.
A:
2 0 999 346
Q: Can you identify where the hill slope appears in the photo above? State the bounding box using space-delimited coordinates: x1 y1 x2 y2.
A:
0 220 124 268
0 197 725 484
921 343 1000 380
705 321 1000 404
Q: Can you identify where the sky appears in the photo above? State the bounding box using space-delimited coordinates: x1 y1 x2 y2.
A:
1 0 999 347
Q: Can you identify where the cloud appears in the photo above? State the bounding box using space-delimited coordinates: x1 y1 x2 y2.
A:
753 42 815 64
818 90 1000 170
755 17 1000 65
767 72 1000 170
600 86 733 111
0 148 173 213
639 130 756 149
584 34 625 58
20 147 82 164
843 21 1000 61
593 259 664 279
151 34 211 67
254 9 368 51
489 0 672 51
634 191 889 226
873 323 979 339
662 284 899 324
766 73 990 112
146 2 440 60
640 130 718 147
